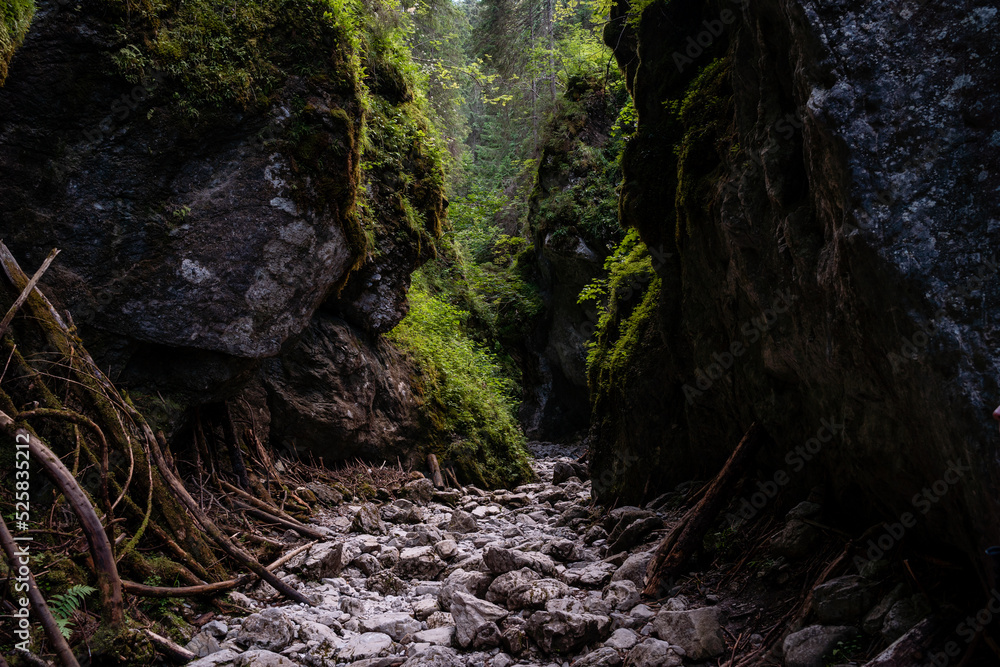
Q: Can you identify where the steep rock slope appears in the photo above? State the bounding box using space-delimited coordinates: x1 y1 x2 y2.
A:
0 0 442 464
521 76 625 440
592 0 1000 579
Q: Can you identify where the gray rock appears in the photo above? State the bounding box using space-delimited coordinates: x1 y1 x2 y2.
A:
426 612 454 629
507 579 569 610
368 570 408 595
298 619 339 647
782 625 858 667
882 594 932 642
412 598 440 621
603 580 641 612
352 504 389 536
338 632 394 662
446 510 478 534
186 649 241 667
811 575 876 624
401 646 463 666
500 621 528 655
202 620 229 639
360 612 422 641
611 552 651 588
862 584 908 635
562 561 617 588
397 546 446 580
449 591 509 649
439 569 494 608
552 461 588 485
483 546 557 577
604 628 639 651
405 478 435 504
506 579 571 610
236 608 296 652
412 626 455 646
234 650 298 667
351 553 380 577
485 568 542 606
382 499 424 525
542 538 578 561
584 526 609 545
652 607 725 660
185 632 221 658
435 540 458 560
288 540 360 580
572 647 622 667
627 638 684 667
525 609 612 654
378 546 401 569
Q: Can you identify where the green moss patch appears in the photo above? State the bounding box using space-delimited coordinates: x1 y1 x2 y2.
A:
0 0 34 85
389 270 533 489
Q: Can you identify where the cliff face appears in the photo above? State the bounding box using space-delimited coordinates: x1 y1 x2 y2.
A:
594 0 1000 577
0 0 441 463
521 77 625 440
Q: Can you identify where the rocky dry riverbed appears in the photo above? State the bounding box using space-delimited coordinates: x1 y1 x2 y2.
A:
176 444 934 667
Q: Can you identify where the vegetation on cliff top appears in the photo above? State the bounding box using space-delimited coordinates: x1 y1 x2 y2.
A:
0 0 33 85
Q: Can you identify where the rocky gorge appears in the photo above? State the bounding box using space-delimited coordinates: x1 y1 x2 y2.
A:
1 0 999 665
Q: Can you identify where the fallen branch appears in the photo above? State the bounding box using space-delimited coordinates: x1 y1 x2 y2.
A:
427 453 444 488
0 247 59 340
0 414 125 631
146 428 315 606
233 501 327 540
142 629 196 664
0 513 80 667
643 422 766 598
219 479 324 538
122 541 315 599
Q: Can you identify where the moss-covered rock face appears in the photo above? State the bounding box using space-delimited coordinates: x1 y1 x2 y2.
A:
520 75 628 440
0 0 33 85
594 0 1000 580
0 0 444 405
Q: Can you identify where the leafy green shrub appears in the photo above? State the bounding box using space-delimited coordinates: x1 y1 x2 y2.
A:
390 271 533 488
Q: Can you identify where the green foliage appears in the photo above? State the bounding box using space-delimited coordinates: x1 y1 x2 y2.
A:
0 0 34 85
389 271 533 488
48 584 96 639
580 229 652 362
825 638 862 666
583 228 660 398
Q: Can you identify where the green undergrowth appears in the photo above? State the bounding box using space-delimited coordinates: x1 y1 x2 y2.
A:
389 268 533 489
531 75 629 253
0 0 33 85
582 229 660 390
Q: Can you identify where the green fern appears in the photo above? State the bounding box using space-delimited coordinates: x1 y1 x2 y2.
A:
48 585 96 639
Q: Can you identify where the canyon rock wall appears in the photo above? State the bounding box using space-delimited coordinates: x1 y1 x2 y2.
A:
593 0 1000 580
